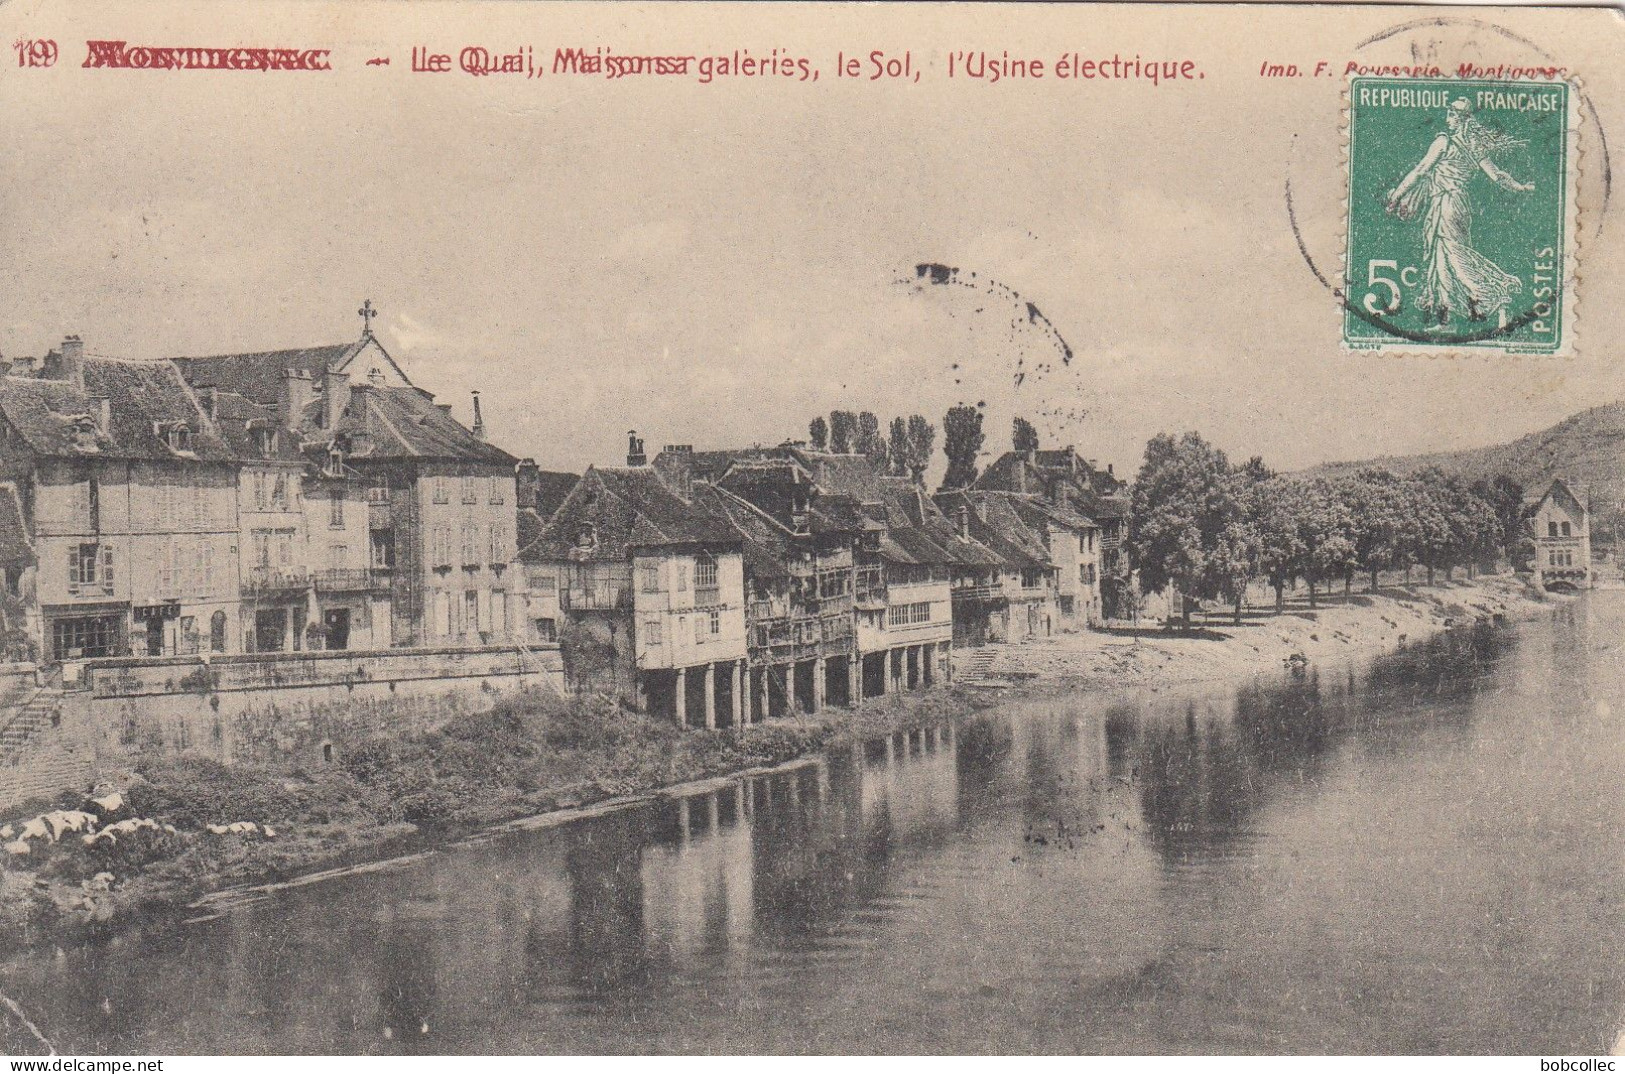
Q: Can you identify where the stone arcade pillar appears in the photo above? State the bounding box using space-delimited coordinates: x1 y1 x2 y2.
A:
675 668 687 728
758 667 770 723
814 656 827 712
849 655 862 708
731 661 743 727
703 663 716 730
784 663 796 715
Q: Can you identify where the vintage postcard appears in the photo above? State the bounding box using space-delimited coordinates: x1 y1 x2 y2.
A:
0 0 1622 1060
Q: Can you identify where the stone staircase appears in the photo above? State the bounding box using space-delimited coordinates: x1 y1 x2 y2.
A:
0 687 64 767
954 647 1002 686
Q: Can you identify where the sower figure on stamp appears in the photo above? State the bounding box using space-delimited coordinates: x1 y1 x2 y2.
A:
1385 98 1535 329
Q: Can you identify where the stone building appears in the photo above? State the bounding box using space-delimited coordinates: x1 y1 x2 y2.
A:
521 454 748 726
171 319 521 647
0 338 243 662
1530 478 1592 590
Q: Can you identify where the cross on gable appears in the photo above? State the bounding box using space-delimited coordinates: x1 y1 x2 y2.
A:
358 299 377 338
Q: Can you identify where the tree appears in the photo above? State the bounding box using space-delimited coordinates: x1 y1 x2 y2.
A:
888 417 909 476
1013 416 1040 455
1252 476 1307 611
1470 474 1524 565
940 404 986 492
1208 508 1260 624
1126 432 1238 616
808 416 828 451
1298 478 1357 606
905 414 936 485
1346 469 1407 592
855 411 887 470
1238 455 1275 484
829 410 857 454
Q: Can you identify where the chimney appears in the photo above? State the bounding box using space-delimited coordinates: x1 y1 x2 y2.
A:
91 397 111 436
59 335 85 389
199 387 218 421
516 458 539 510
956 504 970 541
626 430 647 468
323 366 351 429
1107 463 1114 476
470 391 486 442
281 369 313 428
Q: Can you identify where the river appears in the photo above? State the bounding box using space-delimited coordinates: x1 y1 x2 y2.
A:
4 594 1624 1054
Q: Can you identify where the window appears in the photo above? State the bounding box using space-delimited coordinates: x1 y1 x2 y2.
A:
887 601 932 627
371 529 395 569
368 475 390 504
432 525 453 567
50 615 118 660
461 524 479 565
68 543 112 595
433 591 451 636
168 424 192 453
1549 521 1559 537
271 474 288 510
1561 521 1572 537
462 476 478 504
209 610 227 653
644 618 663 645
329 489 344 528
488 524 508 565
535 617 558 643
489 477 505 505
433 476 449 504
493 590 507 633
639 565 660 593
709 610 721 636
1021 568 1044 590
464 590 479 634
87 474 99 532
695 556 718 590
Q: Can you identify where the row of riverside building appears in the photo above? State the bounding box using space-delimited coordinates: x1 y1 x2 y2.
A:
519 433 1130 727
0 324 522 666
0 315 1130 731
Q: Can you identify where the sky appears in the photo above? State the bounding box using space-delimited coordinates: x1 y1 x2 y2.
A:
2 1 1621 480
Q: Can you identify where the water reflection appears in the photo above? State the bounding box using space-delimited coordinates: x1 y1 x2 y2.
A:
4 602 1621 1054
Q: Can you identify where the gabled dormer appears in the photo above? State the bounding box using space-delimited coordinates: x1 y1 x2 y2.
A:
155 420 194 455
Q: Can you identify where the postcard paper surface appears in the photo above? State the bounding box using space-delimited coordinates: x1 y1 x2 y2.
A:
1 0 1624 1058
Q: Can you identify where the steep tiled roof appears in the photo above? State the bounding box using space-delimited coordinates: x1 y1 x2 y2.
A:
0 483 34 567
690 483 793 581
1002 493 1098 533
0 358 233 462
169 343 364 407
530 471 580 518
522 466 740 563
326 384 516 465
936 491 1052 570
204 390 306 463
976 449 1125 500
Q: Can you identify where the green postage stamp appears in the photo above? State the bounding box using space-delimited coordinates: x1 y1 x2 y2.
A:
1344 77 1578 356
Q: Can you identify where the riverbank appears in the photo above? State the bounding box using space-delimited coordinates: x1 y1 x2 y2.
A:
974 574 1554 691
0 573 1555 968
